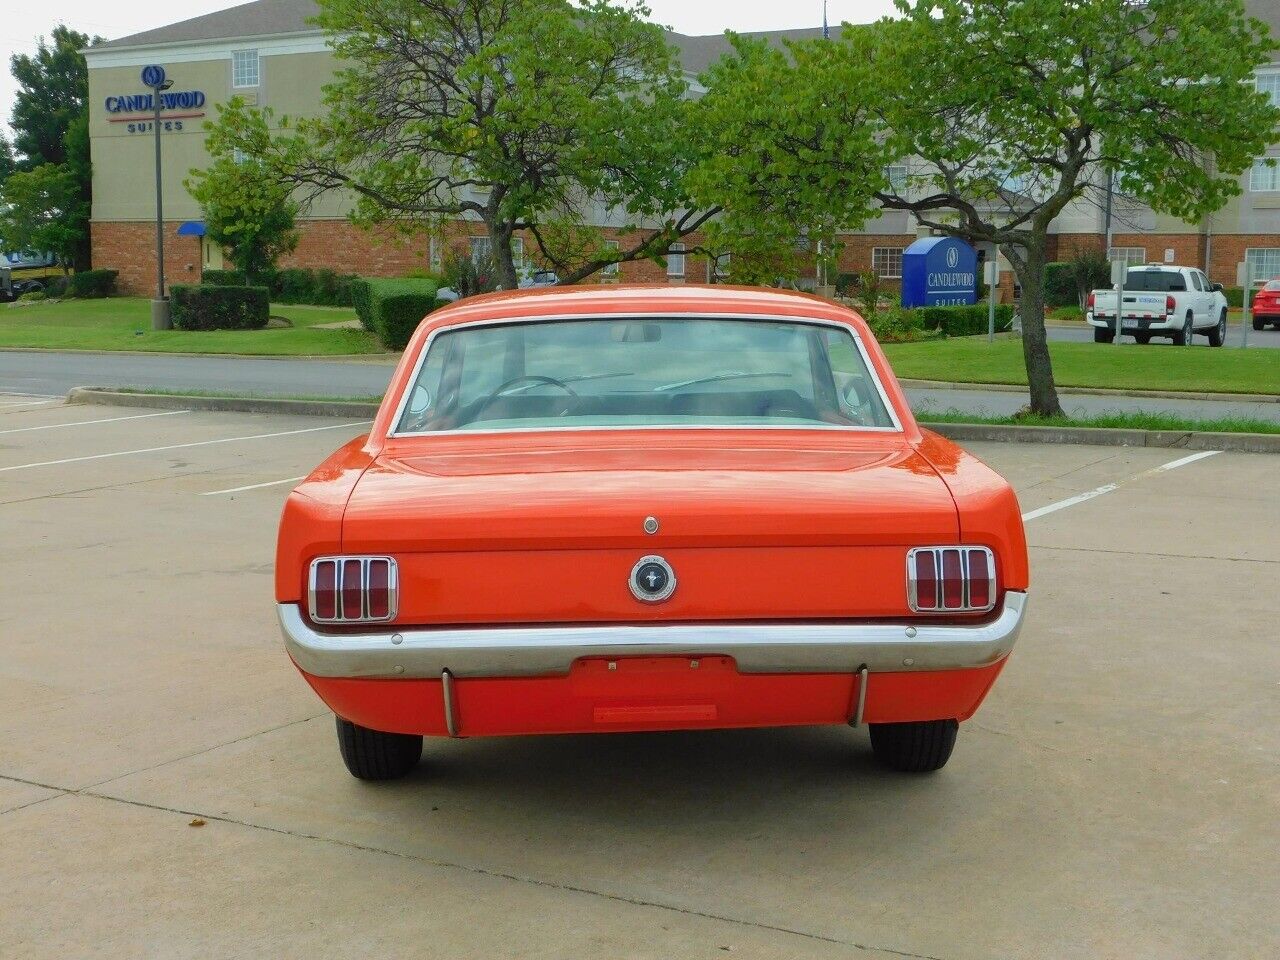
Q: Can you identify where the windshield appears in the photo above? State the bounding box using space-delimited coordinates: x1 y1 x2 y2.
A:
395 317 897 433
1124 270 1186 292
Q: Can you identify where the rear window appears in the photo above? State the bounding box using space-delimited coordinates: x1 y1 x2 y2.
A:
395 317 897 433
1124 270 1186 292
1263 280 1280 291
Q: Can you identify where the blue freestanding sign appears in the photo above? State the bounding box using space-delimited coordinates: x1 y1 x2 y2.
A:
900 237 978 308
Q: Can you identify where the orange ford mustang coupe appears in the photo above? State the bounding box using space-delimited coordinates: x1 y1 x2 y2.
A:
276 286 1028 780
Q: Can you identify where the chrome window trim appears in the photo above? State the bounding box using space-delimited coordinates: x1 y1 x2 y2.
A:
279 591 1027 680
386 312 905 438
308 556 398 624
906 546 997 615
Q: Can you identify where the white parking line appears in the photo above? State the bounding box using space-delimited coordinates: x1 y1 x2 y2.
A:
0 409 190 435
0 399 60 409
0 421 370 474
201 476 307 496
1022 450 1221 522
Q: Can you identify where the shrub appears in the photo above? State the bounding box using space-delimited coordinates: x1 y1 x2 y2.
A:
263 267 359 306
1224 287 1245 308
368 278 441 350
171 284 270 331
200 269 247 286
18 290 46 302
45 276 69 297
1043 262 1077 308
865 306 924 343
68 269 118 298
913 303 1014 337
835 273 860 298
351 278 375 331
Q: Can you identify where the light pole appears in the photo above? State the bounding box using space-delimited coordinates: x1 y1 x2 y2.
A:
144 65 174 330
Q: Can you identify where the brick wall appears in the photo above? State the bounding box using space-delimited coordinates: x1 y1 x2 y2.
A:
1208 234 1280 286
1111 232 1206 272
92 221 206 296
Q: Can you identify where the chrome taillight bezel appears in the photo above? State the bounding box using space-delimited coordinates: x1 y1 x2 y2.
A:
906 546 997 614
308 556 398 623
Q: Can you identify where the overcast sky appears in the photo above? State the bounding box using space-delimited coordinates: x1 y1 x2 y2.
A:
0 0 898 145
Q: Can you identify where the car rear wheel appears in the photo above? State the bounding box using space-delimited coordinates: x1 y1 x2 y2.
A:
1093 327 1114 344
335 716 423 780
1208 310 1227 347
1172 314 1192 346
1254 316 1266 331
869 719 958 772
1134 333 1151 345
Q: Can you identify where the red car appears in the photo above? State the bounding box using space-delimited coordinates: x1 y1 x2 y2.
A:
276 286 1029 780
1252 279 1280 330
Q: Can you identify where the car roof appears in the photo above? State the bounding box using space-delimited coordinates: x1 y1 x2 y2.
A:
428 284 863 328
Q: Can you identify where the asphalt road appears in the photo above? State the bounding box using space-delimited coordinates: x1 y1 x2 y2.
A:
1048 321 1280 348
3 348 1277 424
1 399 1275 958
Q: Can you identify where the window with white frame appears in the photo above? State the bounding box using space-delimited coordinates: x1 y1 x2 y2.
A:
884 165 908 192
232 49 260 88
231 147 249 165
602 239 620 277
871 247 904 279
1257 72 1280 106
1245 248 1280 284
667 243 685 277
469 236 492 265
512 237 525 270
712 252 730 280
1249 159 1280 192
1107 246 1147 266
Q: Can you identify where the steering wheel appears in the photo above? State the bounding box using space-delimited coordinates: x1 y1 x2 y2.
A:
473 375 579 419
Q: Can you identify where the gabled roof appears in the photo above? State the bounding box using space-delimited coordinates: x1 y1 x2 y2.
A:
90 0 851 74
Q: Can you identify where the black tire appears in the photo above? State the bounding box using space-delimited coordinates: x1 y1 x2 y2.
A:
869 719 959 773
1093 327 1114 344
1254 316 1265 331
1172 313 1192 346
335 716 422 780
1134 333 1151 345
1208 310 1226 347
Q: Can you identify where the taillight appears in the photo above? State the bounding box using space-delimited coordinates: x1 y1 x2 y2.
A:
308 556 397 623
907 547 997 613
1165 295 1176 315
1087 292 1095 310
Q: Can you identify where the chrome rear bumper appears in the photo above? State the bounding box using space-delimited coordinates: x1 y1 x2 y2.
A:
280 592 1027 680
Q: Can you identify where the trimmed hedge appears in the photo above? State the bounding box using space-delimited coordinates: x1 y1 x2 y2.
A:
912 303 1014 337
1225 286 1245 308
350 278 374 331
266 267 360 306
170 284 270 331
68 269 118 298
200 269 247 286
368 278 441 350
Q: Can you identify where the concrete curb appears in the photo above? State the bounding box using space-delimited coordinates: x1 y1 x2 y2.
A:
67 387 1280 453
899 379 1280 404
67 388 381 419
922 421 1280 454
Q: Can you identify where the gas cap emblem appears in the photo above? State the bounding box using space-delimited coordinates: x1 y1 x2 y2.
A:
629 555 676 603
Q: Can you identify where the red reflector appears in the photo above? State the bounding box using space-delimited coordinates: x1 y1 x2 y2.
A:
941 549 964 609
914 550 938 609
967 549 990 609
313 560 337 620
341 559 363 619
367 559 391 619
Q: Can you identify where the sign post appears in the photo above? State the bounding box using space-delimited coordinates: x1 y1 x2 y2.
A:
143 65 174 331
1111 258 1128 346
1237 262 1252 349
984 258 1000 343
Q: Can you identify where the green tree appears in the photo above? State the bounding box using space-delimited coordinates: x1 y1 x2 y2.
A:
9 26 96 168
872 0 1278 414
0 162 88 273
204 0 712 289
186 157 299 283
0 136 15 184
697 0 1279 415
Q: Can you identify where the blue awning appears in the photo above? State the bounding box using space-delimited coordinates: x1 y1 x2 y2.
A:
176 221 206 237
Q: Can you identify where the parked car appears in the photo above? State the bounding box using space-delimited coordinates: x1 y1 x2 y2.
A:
1251 279 1280 330
276 286 1030 780
518 268 560 288
1087 264 1228 346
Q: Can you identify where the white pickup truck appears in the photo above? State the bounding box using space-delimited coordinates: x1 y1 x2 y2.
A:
1086 265 1229 346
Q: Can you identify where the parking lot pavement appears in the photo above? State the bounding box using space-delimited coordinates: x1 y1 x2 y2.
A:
1 401 1276 960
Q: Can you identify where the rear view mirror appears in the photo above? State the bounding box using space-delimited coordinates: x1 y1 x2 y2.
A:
1211 282 1224 293
613 322 662 343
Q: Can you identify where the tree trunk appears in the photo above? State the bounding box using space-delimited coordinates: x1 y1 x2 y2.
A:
487 220 520 290
1008 237 1064 418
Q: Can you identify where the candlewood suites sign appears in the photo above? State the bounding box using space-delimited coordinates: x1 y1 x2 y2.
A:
104 67 206 134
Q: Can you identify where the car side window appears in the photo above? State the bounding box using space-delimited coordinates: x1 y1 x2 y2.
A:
1189 272 1202 292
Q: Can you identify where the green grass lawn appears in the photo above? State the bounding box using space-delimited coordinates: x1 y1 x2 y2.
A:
0 297 388 356
915 408 1280 435
883 338 1279 395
